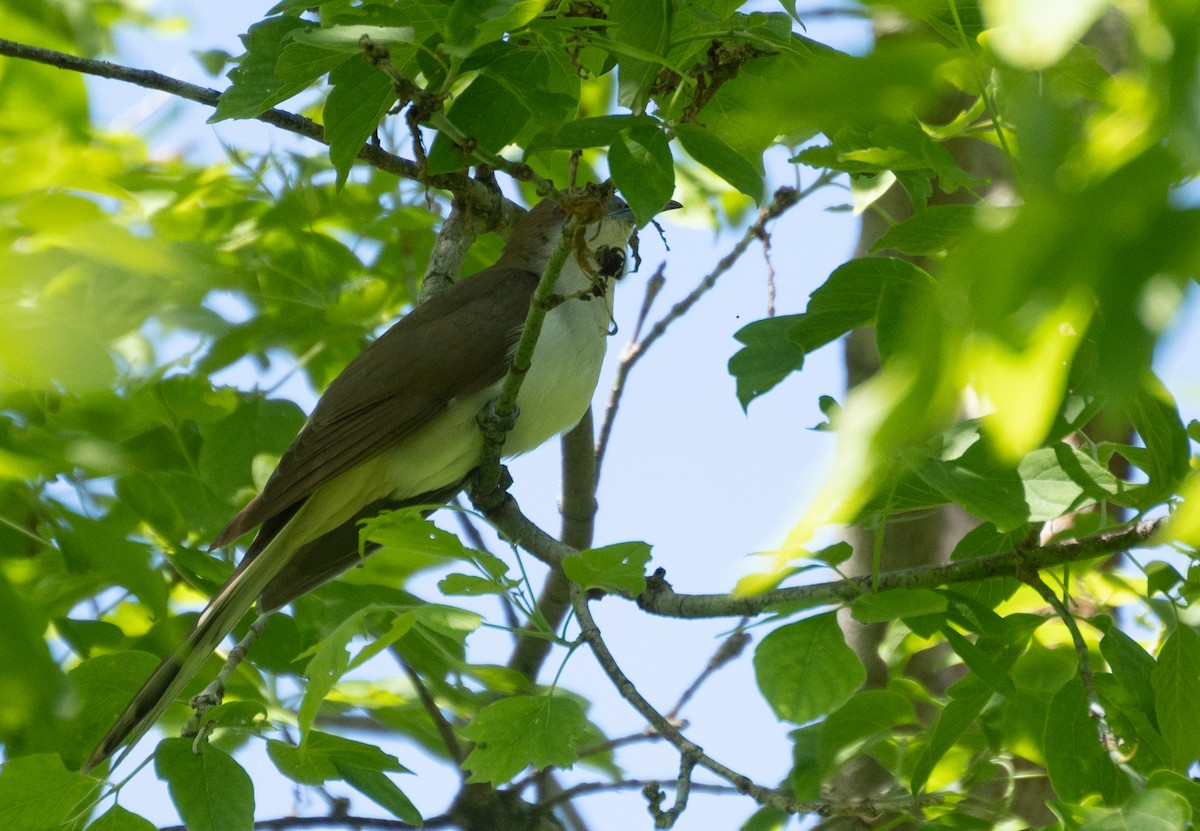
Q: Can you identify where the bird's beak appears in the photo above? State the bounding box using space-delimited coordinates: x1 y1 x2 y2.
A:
607 198 683 223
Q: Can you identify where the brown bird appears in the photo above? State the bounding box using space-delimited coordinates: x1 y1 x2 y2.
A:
84 195 663 773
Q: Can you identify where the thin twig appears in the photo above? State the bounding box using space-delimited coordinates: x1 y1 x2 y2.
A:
451 498 520 631
593 264 665 472
398 660 466 767
577 729 665 760
533 771 593 831
573 593 805 815
1020 569 1122 763
666 623 751 721
159 814 452 831
595 186 801 480
505 410 599 680
636 519 1166 620
539 778 743 808
646 751 699 828
484 496 579 568
185 614 272 745
758 225 777 318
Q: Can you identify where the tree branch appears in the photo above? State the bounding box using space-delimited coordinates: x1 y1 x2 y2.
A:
573 593 806 817
505 410 599 679
399 659 466 767
159 813 453 831
481 494 579 568
638 519 1165 619
538 778 742 808
0 37 520 217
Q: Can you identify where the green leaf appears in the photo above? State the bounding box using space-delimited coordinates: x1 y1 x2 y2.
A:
728 315 806 410
0 755 95 831
1153 626 1200 771
1126 376 1191 507
1019 445 1130 521
54 617 126 659
742 806 789 831
793 257 933 353
850 589 947 623
1078 788 1191 831
1146 770 1200 816
360 509 470 561
609 124 676 226
812 540 852 566
674 124 764 203
1147 561 1184 596
0 573 67 743
445 0 543 50
1044 677 1130 804
196 700 268 733
912 440 1029 531
871 204 979 255
86 805 157 831
754 613 865 724
527 115 659 152
274 42 353 84
818 689 916 775
288 25 416 52
910 678 992 793
1099 628 1157 714
335 761 423 825
62 652 161 770
211 16 316 121
561 541 651 595
425 75 531 175
269 731 410 785
298 608 415 737
461 695 589 784
325 57 399 189
941 627 1016 698
609 0 671 111
155 739 254 831
438 573 509 596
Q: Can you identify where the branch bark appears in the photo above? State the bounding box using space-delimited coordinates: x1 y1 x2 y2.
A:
637 519 1164 619
0 37 521 221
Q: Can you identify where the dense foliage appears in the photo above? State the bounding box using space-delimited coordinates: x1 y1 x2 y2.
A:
2 0 1200 829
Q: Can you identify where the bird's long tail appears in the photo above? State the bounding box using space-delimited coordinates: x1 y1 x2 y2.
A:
82 521 305 774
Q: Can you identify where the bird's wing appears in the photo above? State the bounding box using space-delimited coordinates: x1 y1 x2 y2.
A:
211 267 538 548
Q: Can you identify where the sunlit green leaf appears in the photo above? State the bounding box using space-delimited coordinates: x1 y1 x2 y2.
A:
609 0 671 112
461 695 589 784
86 804 157 831
325 58 399 188
211 16 316 121
610 124 676 226
562 541 651 595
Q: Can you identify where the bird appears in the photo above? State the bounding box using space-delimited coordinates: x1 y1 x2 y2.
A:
84 193 664 773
